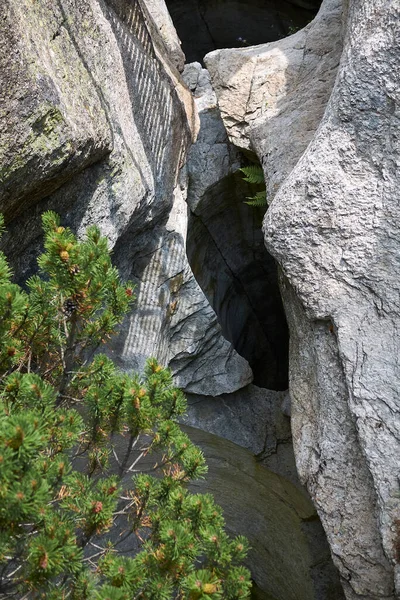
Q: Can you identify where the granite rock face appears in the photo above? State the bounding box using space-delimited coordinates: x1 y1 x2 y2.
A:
205 0 400 597
180 63 342 597
0 0 252 397
182 62 243 214
263 1 400 596
183 61 289 390
205 0 342 200
0 0 113 221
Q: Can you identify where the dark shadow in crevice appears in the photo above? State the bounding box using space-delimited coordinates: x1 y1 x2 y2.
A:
187 170 289 390
165 0 322 64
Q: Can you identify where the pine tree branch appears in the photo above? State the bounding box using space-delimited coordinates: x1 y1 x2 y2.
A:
57 314 79 405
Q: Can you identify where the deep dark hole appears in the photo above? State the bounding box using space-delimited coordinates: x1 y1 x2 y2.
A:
168 1 317 387
187 171 289 391
165 0 322 64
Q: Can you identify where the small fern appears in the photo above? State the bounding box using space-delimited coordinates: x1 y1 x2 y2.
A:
244 190 267 207
239 165 267 207
239 165 265 185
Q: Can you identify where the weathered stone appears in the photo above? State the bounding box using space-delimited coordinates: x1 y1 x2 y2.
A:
205 0 343 200
206 0 400 596
1 0 194 258
0 0 253 397
278 279 395 600
141 0 186 71
0 0 112 221
182 62 243 212
184 384 304 489
262 0 400 593
185 385 287 455
182 62 288 389
110 173 253 395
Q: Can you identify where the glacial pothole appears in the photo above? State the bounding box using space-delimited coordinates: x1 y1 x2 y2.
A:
186 170 289 391
165 0 322 63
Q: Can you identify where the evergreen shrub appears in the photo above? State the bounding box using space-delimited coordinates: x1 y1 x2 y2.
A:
0 212 251 599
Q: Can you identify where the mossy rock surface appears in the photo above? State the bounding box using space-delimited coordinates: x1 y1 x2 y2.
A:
0 0 112 220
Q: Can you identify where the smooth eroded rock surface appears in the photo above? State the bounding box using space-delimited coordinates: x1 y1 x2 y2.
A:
186 427 344 600
101 425 343 600
263 0 400 595
183 62 288 389
205 0 342 199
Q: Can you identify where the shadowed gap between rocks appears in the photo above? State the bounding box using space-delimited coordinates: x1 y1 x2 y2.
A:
165 0 322 64
186 170 289 390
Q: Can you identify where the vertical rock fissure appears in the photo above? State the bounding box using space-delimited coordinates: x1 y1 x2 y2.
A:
186 169 289 391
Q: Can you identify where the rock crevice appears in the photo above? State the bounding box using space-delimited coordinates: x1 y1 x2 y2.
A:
202 0 400 596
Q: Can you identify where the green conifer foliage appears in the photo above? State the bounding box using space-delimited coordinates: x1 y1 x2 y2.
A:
0 213 251 599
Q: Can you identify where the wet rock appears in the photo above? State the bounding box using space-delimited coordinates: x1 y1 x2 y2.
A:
186 426 345 600
184 384 301 489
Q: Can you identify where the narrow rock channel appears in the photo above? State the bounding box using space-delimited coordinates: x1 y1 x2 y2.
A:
163 1 345 599
186 171 289 390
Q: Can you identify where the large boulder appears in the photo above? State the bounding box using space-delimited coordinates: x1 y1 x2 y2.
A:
0 0 252 396
205 0 400 597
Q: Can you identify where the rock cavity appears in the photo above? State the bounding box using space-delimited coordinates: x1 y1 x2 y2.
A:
165 0 322 63
183 62 288 390
187 172 288 389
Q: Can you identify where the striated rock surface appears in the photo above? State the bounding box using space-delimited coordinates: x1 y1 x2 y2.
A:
0 0 252 397
4 0 398 597
110 173 252 394
205 0 400 597
141 0 186 71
